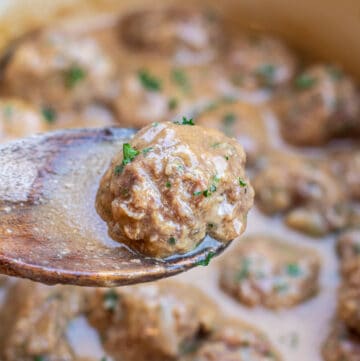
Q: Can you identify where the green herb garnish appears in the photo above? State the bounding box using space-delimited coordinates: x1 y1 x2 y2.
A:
239 178 247 187
326 66 343 81
223 112 236 126
171 68 190 93
174 116 195 126
168 97 178 110
193 191 202 196
103 289 119 311
114 143 140 175
294 74 317 90
138 69 162 91
34 357 46 361
142 147 153 155
197 251 216 266
286 263 302 277
236 258 251 281
65 65 86 89
166 181 172 188
41 106 57 124
256 64 276 85
168 237 176 245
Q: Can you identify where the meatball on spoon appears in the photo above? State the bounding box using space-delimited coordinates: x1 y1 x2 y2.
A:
0 125 253 286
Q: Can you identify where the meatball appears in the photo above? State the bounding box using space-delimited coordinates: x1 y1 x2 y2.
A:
225 34 297 91
328 149 360 201
112 63 225 128
253 152 348 236
119 7 225 65
0 98 48 142
2 29 117 111
194 101 268 165
323 320 360 361
219 235 320 309
338 282 360 335
0 280 86 361
96 121 254 258
87 281 219 361
182 320 281 361
279 65 360 145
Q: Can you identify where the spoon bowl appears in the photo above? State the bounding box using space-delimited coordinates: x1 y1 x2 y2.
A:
0 128 229 287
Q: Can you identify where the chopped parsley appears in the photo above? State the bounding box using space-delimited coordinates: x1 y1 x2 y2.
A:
33 357 46 361
286 263 302 277
171 68 191 93
193 191 202 196
103 289 119 311
210 142 221 148
114 143 140 175
238 178 247 187
174 116 195 126
152 122 159 127
168 97 178 110
138 69 162 91
100 357 107 361
224 155 229 161
64 65 86 89
274 282 289 293
142 147 153 155
236 258 251 281
166 181 172 188
3 105 13 118
256 64 276 85
168 237 176 245
41 106 57 124
223 112 236 126
326 65 343 81
197 251 216 266
294 74 317 90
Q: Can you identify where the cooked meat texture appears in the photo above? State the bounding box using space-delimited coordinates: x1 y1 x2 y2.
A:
253 152 349 236
337 229 360 277
322 320 360 361
279 64 360 145
226 34 297 90
182 320 281 361
194 101 268 165
1 29 117 111
112 63 222 128
87 281 219 361
96 121 254 258
0 280 86 361
219 235 320 309
338 281 360 335
328 149 360 201
119 7 225 65
0 98 48 142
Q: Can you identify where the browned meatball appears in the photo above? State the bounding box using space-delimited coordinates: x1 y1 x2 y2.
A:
194 101 268 165
226 34 297 91
119 7 225 66
113 63 221 128
329 149 360 201
2 29 117 111
219 235 320 309
96 121 254 258
0 280 86 361
87 281 219 361
323 320 360 361
279 65 360 145
182 320 281 361
0 98 49 142
253 152 348 236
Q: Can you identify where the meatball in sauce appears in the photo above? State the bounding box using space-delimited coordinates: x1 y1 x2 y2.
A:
119 7 225 66
96 121 254 258
279 65 360 145
219 235 320 309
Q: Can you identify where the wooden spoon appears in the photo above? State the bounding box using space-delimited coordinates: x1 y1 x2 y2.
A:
0 128 229 287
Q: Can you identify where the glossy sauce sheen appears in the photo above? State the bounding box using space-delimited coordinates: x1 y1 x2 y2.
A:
0 1 352 361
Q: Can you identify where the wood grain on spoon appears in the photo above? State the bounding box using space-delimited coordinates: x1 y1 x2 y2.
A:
0 128 228 287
